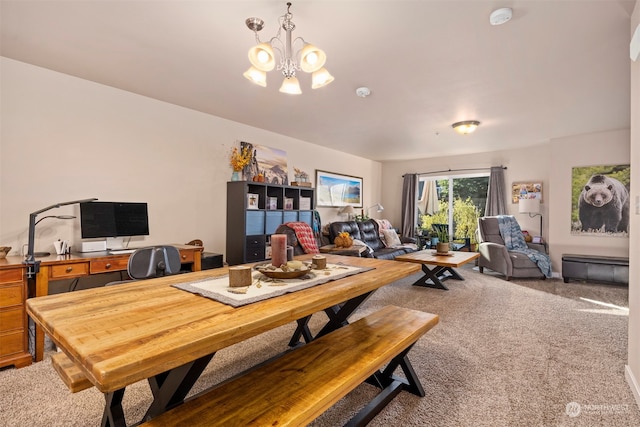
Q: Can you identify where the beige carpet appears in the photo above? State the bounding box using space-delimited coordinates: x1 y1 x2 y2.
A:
1 266 639 426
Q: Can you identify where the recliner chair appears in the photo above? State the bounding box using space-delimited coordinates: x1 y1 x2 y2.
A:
477 216 547 280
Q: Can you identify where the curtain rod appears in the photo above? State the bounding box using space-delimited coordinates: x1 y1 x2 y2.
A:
402 165 507 177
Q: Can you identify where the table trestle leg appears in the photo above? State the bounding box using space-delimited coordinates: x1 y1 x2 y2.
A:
101 388 126 427
143 354 215 422
288 291 374 346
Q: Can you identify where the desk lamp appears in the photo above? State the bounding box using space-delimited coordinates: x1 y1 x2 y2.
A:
367 203 384 216
24 198 98 277
31 215 77 257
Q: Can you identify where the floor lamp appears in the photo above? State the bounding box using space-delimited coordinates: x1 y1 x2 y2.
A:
518 198 542 238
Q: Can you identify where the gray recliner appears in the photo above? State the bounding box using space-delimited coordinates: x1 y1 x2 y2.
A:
477 216 547 280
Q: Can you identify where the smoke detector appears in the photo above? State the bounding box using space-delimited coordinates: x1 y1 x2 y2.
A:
355 87 371 98
489 8 512 26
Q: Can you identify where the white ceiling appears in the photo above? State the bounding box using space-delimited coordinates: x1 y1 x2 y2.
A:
1 0 635 161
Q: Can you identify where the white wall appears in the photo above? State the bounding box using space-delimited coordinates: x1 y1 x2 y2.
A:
0 57 381 258
627 0 640 408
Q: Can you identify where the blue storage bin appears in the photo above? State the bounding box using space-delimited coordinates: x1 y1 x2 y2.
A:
298 211 312 226
265 211 283 234
283 211 298 223
245 211 265 235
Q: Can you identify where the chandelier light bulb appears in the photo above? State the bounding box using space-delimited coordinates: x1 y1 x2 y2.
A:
257 50 270 64
279 76 302 95
243 67 267 87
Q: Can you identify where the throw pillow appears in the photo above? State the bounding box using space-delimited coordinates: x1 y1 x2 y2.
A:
381 229 402 247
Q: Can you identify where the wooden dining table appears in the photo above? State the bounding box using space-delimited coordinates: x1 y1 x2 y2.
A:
26 254 420 427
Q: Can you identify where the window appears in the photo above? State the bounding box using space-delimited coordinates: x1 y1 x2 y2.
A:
418 174 489 246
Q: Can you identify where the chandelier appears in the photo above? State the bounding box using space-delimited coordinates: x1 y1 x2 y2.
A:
243 2 334 95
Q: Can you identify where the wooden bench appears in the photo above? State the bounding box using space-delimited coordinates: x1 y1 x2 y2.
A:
51 352 94 393
141 305 439 427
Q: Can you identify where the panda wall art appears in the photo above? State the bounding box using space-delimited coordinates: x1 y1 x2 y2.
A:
571 164 630 236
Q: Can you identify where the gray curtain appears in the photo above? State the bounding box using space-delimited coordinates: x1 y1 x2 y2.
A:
485 166 507 216
401 174 418 237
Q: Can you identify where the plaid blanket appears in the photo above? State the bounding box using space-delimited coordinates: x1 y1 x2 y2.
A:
285 221 320 254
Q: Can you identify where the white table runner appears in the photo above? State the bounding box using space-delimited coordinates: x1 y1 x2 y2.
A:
174 263 373 307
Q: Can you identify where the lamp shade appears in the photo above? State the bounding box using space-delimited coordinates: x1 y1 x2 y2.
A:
279 76 302 95
243 67 267 87
518 198 540 214
300 44 326 72
341 205 355 214
248 43 275 71
311 67 334 89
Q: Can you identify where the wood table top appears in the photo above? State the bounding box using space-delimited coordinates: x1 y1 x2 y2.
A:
395 250 480 268
26 254 420 393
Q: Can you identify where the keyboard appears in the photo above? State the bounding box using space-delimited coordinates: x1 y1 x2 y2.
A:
108 249 136 255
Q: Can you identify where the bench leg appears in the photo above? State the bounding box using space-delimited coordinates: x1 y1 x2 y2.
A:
143 354 215 421
101 389 126 427
288 291 374 346
353 344 425 426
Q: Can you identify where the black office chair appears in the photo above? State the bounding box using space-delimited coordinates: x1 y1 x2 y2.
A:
106 245 182 285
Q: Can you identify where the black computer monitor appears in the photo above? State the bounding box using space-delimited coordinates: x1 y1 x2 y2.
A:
80 202 149 238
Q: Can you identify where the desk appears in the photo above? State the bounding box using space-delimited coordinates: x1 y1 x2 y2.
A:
395 250 480 290
27 254 419 426
30 244 203 362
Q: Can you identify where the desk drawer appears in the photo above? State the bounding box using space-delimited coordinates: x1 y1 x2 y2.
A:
90 258 129 274
0 307 24 331
0 284 23 307
0 330 25 357
0 269 23 284
50 262 90 279
178 250 195 264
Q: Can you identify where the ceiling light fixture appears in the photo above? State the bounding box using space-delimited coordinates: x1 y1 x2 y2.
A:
452 120 480 135
244 2 334 95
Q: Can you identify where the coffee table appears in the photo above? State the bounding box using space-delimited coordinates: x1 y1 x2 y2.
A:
395 250 480 290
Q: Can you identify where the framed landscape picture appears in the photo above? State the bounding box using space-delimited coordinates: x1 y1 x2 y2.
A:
315 170 363 207
241 141 289 185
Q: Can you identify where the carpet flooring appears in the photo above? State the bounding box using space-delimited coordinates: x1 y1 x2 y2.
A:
1 265 638 426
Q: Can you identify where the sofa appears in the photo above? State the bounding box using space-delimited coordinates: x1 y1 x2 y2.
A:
328 219 417 260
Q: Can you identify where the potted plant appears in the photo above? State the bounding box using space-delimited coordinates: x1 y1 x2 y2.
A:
434 227 450 254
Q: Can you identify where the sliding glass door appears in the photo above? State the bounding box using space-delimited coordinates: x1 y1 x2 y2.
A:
418 174 489 248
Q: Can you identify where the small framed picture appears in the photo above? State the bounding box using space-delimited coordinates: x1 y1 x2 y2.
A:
265 245 272 259
267 197 278 210
247 193 259 210
284 197 294 210
299 197 311 210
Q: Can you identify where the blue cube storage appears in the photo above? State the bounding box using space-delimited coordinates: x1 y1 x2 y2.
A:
298 211 312 226
283 211 298 223
245 211 265 235
265 211 283 235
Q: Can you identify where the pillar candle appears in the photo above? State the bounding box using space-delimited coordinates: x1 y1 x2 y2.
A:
271 234 288 267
